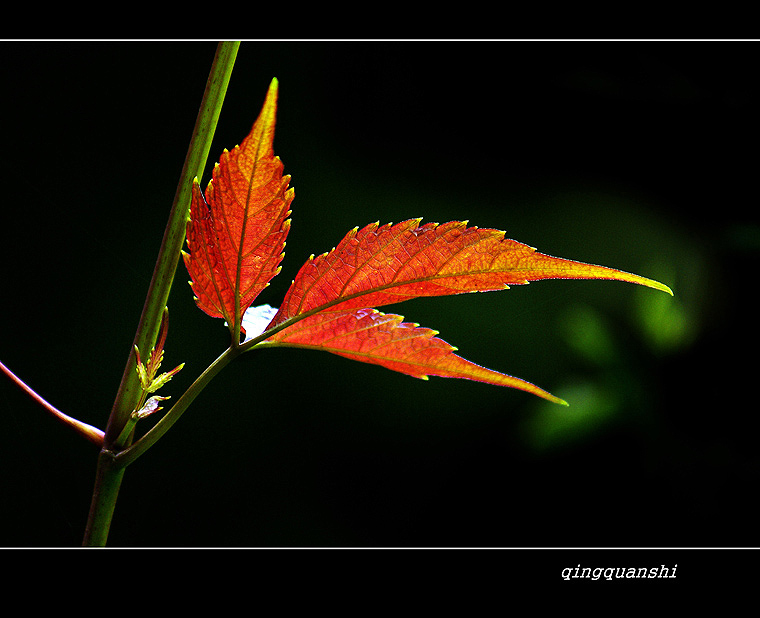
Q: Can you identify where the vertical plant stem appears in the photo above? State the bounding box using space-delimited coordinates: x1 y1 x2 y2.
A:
82 42 240 547
82 450 124 547
104 41 240 446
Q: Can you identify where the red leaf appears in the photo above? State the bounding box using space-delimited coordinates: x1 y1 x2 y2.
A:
270 219 672 327
183 78 293 338
183 81 673 404
262 307 568 404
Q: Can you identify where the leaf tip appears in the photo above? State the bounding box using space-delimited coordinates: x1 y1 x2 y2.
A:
635 275 674 296
533 387 569 406
259 77 279 123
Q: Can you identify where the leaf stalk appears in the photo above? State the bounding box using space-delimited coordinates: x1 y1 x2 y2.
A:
114 345 241 468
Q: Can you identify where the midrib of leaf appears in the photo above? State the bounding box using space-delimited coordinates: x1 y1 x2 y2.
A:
232 82 282 342
234 137 272 342
209 129 268 340
233 163 255 341
294 222 502 316
243 245 671 353
238 185 288 299
292 257 671 326
287 225 672 322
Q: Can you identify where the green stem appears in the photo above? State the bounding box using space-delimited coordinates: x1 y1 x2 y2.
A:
81 450 124 547
103 41 240 446
82 347 240 546
82 42 239 547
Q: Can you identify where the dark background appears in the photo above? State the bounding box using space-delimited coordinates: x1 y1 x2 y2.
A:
0 41 755 548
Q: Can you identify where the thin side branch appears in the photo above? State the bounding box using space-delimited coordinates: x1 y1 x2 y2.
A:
0 359 104 447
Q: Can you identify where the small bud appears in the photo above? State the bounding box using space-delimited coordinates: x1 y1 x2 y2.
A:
133 395 170 420
135 307 184 395
134 345 152 391
147 308 170 376
147 363 185 393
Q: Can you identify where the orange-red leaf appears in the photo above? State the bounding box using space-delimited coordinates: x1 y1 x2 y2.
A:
183 78 293 337
262 307 568 404
269 219 672 327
